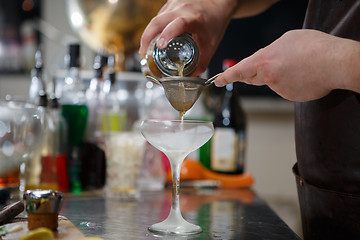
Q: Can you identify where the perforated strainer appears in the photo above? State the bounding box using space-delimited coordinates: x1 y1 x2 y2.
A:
153 34 199 77
146 73 221 113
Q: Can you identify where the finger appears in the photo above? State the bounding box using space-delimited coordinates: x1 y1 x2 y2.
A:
215 50 263 87
157 16 210 77
156 15 197 49
157 1 170 15
214 67 244 87
139 28 160 57
139 13 176 56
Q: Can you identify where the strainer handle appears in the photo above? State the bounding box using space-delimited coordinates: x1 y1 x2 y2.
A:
145 75 162 85
205 73 222 85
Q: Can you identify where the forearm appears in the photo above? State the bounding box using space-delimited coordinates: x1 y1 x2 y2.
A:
335 38 360 94
231 0 279 18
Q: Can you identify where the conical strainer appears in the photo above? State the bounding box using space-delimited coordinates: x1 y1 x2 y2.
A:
146 74 221 113
160 76 205 112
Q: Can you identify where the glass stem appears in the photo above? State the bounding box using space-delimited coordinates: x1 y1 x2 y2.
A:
171 159 182 211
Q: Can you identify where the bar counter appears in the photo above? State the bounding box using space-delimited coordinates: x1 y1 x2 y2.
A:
60 188 301 240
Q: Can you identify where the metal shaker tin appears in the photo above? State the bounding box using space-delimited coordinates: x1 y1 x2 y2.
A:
141 33 199 79
24 190 64 230
24 190 63 214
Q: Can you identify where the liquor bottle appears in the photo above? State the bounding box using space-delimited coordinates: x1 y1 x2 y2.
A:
85 52 107 142
199 85 221 169
100 55 127 132
82 52 107 190
37 96 68 191
24 92 49 190
60 43 88 193
48 97 69 192
28 49 45 105
25 93 65 191
38 95 59 190
210 59 246 174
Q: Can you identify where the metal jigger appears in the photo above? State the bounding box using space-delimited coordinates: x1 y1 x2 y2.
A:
23 190 64 230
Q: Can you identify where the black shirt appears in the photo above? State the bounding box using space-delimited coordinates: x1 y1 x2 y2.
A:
295 0 360 194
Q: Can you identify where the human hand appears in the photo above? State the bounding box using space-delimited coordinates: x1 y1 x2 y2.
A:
215 29 360 102
139 0 238 76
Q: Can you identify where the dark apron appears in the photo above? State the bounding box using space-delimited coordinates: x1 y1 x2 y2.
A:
295 1 360 239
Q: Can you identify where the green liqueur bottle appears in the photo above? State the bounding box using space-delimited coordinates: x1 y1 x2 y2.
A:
60 44 88 193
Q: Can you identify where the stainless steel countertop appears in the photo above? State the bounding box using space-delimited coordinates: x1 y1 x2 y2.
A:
60 188 301 240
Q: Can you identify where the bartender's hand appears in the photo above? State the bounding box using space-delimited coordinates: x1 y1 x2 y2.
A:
139 0 238 76
215 29 360 102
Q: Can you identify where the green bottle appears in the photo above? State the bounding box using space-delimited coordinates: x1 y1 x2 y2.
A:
60 44 88 194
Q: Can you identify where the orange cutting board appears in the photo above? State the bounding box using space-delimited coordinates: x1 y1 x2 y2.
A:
1 216 85 240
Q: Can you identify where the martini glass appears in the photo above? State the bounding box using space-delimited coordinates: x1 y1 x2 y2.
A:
140 120 214 235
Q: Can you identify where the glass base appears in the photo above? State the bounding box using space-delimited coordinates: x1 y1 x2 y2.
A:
148 208 202 235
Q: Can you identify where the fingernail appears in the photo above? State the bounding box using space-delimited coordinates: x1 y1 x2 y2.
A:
157 38 166 48
214 79 225 87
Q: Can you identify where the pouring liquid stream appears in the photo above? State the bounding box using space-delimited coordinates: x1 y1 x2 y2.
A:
174 60 186 121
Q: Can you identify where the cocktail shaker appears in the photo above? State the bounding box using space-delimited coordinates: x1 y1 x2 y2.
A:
141 33 199 79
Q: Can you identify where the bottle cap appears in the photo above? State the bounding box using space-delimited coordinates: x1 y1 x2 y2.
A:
38 91 48 107
107 55 116 85
68 44 80 68
93 51 107 78
34 49 43 70
222 59 237 70
49 96 59 109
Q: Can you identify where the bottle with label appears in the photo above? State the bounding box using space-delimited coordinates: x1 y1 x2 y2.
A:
38 100 59 190
100 55 127 133
210 59 246 174
48 97 69 192
25 94 66 191
60 43 88 194
141 33 199 79
26 50 61 191
199 83 222 169
38 96 69 191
